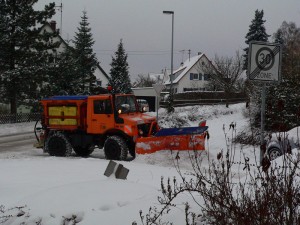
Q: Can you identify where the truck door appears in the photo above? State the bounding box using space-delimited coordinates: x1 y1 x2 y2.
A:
87 97 114 134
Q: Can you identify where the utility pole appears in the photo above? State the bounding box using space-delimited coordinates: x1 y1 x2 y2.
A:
163 10 175 113
55 1 63 35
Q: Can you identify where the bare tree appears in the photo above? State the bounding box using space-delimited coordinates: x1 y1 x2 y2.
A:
206 52 244 93
203 51 245 107
133 74 158 88
273 21 300 82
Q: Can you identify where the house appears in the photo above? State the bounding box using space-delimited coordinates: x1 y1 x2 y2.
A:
39 21 110 88
163 53 216 93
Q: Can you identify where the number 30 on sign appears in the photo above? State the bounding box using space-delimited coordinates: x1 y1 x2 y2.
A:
248 42 282 82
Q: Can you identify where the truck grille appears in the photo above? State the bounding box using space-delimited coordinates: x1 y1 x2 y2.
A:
138 123 151 137
137 122 158 137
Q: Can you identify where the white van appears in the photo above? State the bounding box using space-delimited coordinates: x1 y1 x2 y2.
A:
137 99 149 112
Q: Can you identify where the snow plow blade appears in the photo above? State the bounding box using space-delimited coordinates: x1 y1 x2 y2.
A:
136 126 208 154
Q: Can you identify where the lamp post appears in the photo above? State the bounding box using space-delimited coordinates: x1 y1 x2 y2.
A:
163 10 174 113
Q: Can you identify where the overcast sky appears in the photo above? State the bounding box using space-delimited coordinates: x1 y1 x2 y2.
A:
36 0 300 80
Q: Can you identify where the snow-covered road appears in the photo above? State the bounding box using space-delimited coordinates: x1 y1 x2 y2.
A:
0 132 36 154
0 103 259 225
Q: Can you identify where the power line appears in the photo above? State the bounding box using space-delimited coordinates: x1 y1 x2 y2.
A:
94 49 182 56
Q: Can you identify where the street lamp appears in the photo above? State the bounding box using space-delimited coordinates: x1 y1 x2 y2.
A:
163 10 174 112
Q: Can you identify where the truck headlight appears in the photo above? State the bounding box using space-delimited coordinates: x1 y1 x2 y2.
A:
138 129 143 136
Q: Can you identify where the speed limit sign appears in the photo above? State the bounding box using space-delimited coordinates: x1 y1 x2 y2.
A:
248 42 282 82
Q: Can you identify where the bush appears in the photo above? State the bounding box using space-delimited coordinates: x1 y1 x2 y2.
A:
138 128 300 225
187 106 200 122
159 112 189 128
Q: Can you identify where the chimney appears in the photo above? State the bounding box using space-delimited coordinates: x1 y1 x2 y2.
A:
198 52 202 55
50 20 56 32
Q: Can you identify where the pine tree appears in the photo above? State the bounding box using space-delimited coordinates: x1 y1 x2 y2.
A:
243 9 270 71
0 0 56 114
109 39 132 94
72 11 98 94
44 42 81 96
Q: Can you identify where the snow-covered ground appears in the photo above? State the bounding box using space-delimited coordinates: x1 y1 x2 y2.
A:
0 122 36 136
0 103 296 225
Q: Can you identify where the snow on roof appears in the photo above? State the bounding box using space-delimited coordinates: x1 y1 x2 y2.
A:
164 54 204 85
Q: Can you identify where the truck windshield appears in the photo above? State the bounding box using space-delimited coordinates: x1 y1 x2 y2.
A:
115 95 138 113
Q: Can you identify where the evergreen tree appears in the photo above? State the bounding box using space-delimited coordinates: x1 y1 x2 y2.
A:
0 0 56 114
263 21 300 131
243 9 269 71
274 29 284 45
72 11 98 94
250 22 300 132
44 42 81 96
109 39 132 94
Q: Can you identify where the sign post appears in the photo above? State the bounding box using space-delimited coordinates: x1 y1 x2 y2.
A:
152 84 166 121
247 42 282 166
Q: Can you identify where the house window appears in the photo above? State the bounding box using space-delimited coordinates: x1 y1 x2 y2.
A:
204 74 210 81
96 80 102 86
190 73 199 80
199 73 203 80
183 88 201 92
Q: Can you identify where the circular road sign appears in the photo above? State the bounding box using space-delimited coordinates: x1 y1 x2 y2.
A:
248 42 282 82
255 47 275 71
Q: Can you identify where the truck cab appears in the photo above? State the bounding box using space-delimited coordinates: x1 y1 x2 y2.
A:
87 94 157 136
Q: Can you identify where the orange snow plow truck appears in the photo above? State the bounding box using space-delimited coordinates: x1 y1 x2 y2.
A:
34 93 208 160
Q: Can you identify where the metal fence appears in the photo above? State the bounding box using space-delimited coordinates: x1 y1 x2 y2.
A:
160 97 248 108
0 113 41 124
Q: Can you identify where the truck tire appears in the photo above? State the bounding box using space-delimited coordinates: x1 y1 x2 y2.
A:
45 132 72 157
73 145 95 157
104 136 128 160
129 146 136 159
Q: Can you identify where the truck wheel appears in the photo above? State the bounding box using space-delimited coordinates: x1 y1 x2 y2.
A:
128 145 136 159
73 145 95 157
104 136 128 160
45 132 72 157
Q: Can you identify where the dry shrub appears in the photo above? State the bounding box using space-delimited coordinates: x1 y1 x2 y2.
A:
138 129 300 225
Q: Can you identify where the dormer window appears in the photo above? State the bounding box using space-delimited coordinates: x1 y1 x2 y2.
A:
190 73 200 80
